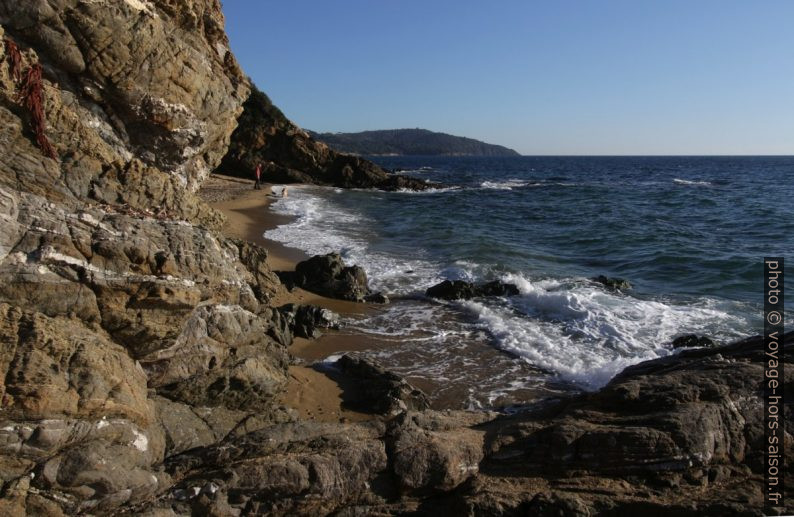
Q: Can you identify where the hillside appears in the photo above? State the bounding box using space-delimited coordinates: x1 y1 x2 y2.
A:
308 128 521 156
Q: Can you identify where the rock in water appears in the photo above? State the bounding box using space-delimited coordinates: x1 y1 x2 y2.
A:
293 253 371 302
672 334 717 348
591 275 632 290
425 279 520 300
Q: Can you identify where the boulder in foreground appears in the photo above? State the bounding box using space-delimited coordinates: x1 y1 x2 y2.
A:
290 253 372 302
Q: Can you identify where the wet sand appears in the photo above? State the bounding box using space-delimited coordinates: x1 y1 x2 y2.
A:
203 174 373 422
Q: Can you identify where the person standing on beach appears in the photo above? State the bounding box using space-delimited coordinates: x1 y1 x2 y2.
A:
254 162 262 190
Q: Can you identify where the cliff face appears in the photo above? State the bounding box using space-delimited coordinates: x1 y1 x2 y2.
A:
217 86 433 190
0 2 292 514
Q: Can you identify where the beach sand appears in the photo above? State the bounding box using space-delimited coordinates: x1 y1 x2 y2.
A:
202 174 374 422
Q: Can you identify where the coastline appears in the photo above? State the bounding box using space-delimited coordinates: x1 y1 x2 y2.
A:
201 174 569 412
202 173 379 423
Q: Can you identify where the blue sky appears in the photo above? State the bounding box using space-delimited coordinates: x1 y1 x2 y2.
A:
222 1 793 155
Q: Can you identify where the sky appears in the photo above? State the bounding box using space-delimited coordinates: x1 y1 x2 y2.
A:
222 0 794 155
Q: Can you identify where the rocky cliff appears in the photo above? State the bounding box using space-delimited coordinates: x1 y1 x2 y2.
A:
216 86 433 190
0 2 790 516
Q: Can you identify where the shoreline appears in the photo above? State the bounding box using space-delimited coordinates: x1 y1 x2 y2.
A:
203 174 380 423
202 174 568 412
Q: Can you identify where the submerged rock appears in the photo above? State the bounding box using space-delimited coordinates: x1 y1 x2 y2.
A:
591 275 632 290
425 279 520 300
672 334 717 348
292 253 372 302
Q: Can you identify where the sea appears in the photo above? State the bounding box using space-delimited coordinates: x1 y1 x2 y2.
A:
264 156 794 409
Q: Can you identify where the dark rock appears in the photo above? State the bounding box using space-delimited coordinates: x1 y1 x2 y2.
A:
425 279 520 300
283 303 339 339
330 355 430 415
672 334 717 348
364 292 389 304
591 275 632 290
293 253 371 302
217 86 440 191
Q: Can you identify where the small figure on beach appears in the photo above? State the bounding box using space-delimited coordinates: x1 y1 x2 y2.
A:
282 186 288 198
254 162 262 190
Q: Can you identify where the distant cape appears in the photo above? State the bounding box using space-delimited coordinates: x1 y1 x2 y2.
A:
308 128 521 157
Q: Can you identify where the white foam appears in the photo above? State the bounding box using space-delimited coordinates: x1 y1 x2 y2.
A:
480 179 531 190
393 186 462 194
263 185 753 393
264 187 441 294
673 178 713 186
454 273 751 389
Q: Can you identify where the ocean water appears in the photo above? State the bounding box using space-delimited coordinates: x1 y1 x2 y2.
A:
265 156 794 408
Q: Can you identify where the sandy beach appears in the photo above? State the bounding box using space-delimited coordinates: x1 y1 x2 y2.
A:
202 174 376 422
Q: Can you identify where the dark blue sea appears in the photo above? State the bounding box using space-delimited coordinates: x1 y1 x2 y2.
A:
265 156 794 407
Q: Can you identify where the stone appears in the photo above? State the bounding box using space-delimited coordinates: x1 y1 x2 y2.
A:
672 334 717 348
330 355 430 415
425 279 520 300
292 253 371 302
591 275 632 290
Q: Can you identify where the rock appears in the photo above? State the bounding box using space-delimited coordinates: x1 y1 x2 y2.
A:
217 86 439 191
591 275 632 290
161 421 389 516
330 355 430 415
473 332 794 514
425 279 520 300
293 253 371 302
270 303 339 343
388 411 495 492
672 334 717 348
364 292 389 304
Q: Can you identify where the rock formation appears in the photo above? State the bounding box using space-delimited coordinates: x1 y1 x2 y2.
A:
0 2 790 516
217 86 437 190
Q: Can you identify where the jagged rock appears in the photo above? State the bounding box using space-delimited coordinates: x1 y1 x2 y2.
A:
216 86 438 191
672 334 717 348
388 411 495 492
0 0 248 192
472 332 794 514
425 279 520 300
331 355 430 415
160 421 389 516
292 252 371 302
266 303 339 345
591 275 632 290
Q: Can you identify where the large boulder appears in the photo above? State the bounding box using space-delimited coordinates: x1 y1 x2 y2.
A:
425 279 520 300
291 252 372 302
330 355 431 415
